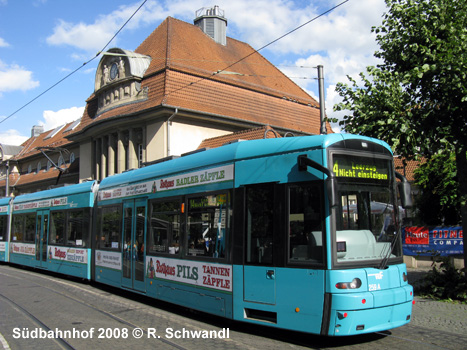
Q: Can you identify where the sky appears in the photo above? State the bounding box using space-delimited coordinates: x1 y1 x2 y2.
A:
0 0 388 145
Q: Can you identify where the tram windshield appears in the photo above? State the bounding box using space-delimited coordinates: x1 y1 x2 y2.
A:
332 154 403 264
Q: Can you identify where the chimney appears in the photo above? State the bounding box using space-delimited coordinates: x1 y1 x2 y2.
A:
31 125 44 137
194 6 227 46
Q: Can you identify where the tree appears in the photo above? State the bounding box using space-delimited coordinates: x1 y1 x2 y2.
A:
332 0 467 268
414 152 460 225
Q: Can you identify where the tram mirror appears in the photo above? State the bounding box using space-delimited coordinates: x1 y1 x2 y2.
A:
395 171 413 209
398 181 413 209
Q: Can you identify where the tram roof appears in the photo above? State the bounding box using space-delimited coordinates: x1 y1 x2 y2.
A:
13 180 96 204
0 197 11 206
98 134 391 191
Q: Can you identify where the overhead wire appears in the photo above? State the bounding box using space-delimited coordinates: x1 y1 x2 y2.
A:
0 0 148 126
1 0 349 125
163 0 350 99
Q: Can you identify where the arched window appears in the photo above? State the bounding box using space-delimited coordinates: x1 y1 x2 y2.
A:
47 160 52 171
36 161 42 173
58 155 65 167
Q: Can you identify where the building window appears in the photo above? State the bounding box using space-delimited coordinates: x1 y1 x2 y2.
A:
138 144 143 168
28 164 32 174
36 161 42 173
69 152 75 164
47 160 52 171
58 155 65 167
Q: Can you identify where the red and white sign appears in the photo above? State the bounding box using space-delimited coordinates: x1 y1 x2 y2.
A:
146 256 232 292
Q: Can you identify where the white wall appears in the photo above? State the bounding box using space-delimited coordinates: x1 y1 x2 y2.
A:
169 122 230 156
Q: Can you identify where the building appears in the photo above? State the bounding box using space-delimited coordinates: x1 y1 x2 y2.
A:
0 123 80 196
1 6 329 196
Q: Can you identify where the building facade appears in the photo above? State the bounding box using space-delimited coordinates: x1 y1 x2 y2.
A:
1 7 329 196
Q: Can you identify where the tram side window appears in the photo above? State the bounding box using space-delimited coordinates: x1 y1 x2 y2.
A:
11 214 35 242
50 212 65 244
0 216 7 241
97 205 122 250
245 185 274 265
67 210 90 246
186 193 229 258
24 214 36 242
12 215 24 242
148 200 181 255
12 215 22 242
289 185 324 264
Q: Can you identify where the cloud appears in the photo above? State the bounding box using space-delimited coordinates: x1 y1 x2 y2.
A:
39 106 85 131
0 107 84 145
0 129 29 146
0 37 9 47
45 1 169 53
41 0 387 132
267 0 387 131
0 60 40 94
47 18 119 53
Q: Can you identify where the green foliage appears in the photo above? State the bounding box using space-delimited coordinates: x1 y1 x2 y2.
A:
333 0 467 158
418 255 466 302
332 67 418 157
332 0 467 239
413 152 461 225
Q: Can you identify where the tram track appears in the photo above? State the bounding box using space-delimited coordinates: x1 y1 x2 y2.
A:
0 292 76 350
0 266 193 350
1 265 466 350
0 266 250 350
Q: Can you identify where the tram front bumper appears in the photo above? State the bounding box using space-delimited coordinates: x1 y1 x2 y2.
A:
327 285 413 336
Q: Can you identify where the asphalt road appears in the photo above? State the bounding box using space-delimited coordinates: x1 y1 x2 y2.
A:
0 264 465 350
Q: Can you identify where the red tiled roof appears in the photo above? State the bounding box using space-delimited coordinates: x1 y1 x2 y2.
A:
136 17 314 100
13 121 78 161
71 17 330 137
197 125 282 149
0 163 76 191
394 156 425 182
0 172 20 188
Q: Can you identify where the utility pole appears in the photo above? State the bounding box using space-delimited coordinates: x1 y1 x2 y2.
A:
318 65 327 135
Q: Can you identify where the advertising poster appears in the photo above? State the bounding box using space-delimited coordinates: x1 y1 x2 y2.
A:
146 256 232 292
403 226 464 256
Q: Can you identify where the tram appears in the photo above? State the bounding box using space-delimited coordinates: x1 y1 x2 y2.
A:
8 181 97 279
0 197 11 262
3 134 414 336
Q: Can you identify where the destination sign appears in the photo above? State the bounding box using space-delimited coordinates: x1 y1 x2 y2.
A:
332 155 389 181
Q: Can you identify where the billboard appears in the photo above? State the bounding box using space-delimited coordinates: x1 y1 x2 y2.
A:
403 226 463 256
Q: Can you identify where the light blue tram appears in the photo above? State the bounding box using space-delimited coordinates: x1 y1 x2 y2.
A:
9 181 97 279
0 197 11 262
94 134 413 336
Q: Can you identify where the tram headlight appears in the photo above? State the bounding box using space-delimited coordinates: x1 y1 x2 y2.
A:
335 278 362 289
402 272 408 282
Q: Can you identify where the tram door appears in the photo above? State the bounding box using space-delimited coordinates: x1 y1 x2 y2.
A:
122 199 146 292
243 185 277 304
35 210 49 267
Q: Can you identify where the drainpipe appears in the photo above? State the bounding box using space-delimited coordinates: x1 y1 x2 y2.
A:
318 65 327 135
167 108 178 156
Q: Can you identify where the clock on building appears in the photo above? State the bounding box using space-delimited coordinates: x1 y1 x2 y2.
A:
110 62 118 80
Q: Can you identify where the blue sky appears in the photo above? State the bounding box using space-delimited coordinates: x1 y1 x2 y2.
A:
0 0 387 145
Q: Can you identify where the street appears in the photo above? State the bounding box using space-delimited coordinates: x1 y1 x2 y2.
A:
0 264 465 350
